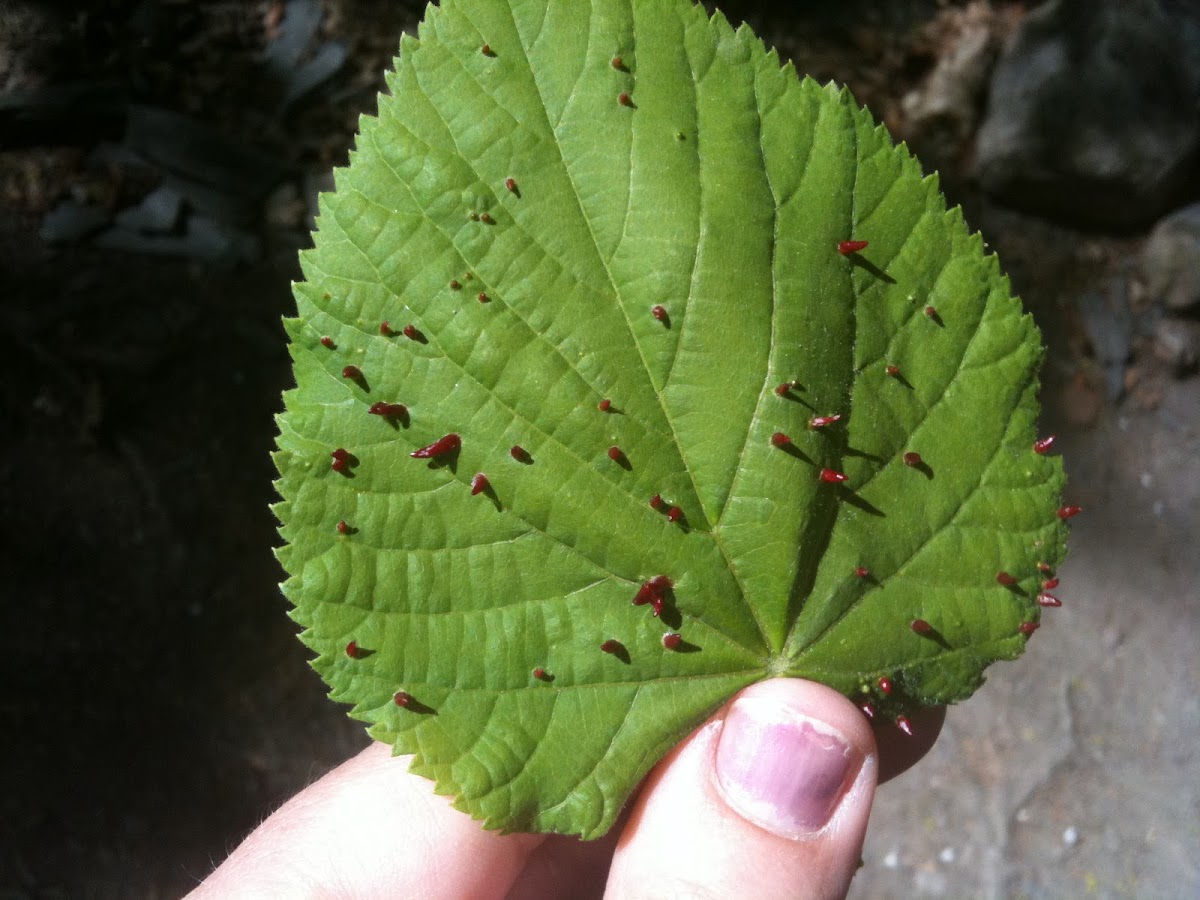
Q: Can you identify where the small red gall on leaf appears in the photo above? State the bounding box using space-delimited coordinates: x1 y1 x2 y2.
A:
774 381 794 397
896 716 914 737
403 324 422 341
1033 435 1057 454
996 571 1017 586
1043 577 1060 590
331 458 347 473
633 575 673 608
449 279 462 290
478 291 490 304
597 398 612 412
336 519 350 535
379 321 394 336
330 448 352 472
410 433 460 459
479 212 494 225
666 505 683 523
860 702 876 719
649 493 663 509
910 618 933 635
532 667 548 681
342 364 362 380
1037 561 1054 574
903 451 923 467
510 445 530 463
924 305 938 318
809 414 841 429
1058 504 1083 520
877 676 893 695
618 91 632 107
1018 621 1040 635
838 239 869 255
854 566 871 579
470 473 490 496
770 432 792 448
607 445 623 462
600 639 623 655
505 177 517 193
319 336 335 349
393 691 413 707
611 56 623 69
651 304 667 322
885 364 900 377
481 43 494 56
819 468 848 484
633 578 672 617
1038 593 1062 607
345 641 362 658
661 632 682 650
368 401 407 419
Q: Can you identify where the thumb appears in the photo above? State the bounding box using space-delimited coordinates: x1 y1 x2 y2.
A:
605 679 877 900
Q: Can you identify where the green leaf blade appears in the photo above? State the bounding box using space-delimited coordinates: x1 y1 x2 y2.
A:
274 0 1070 839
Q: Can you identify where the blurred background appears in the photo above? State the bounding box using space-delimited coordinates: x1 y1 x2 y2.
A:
1 1 1197 897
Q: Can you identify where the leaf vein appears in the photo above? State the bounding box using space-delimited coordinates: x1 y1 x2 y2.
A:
789 369 1033 657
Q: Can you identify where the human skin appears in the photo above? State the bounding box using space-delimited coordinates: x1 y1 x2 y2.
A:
188 679 943 900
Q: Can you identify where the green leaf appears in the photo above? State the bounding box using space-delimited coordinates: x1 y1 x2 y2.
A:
273 0 1068 839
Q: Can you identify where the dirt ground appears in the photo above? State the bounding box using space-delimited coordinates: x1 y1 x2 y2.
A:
1 2 1197 898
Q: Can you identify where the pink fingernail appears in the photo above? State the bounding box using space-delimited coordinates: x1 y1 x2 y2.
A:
715 698 859 837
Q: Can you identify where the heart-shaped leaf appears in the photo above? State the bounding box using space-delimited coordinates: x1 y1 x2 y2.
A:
273 0 1069 838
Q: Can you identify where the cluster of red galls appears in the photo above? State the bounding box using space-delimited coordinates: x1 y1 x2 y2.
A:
322 234 1081 738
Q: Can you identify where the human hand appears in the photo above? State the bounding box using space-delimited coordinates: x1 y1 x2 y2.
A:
188 679 943 900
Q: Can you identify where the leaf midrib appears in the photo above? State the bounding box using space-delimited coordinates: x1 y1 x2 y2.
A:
481 0 769 652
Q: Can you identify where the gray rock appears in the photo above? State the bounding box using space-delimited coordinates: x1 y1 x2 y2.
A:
1077 277 1132 399
1153 317 1200 372
87 141 158 178
124 105 289 224
40 198 109 243
902 5 1000 171
94 213 260 267
1144 203 1200 310
113 185 184 234
263 0 323 75
279 41 347 113
264 181 307 230
975 0 1200 229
